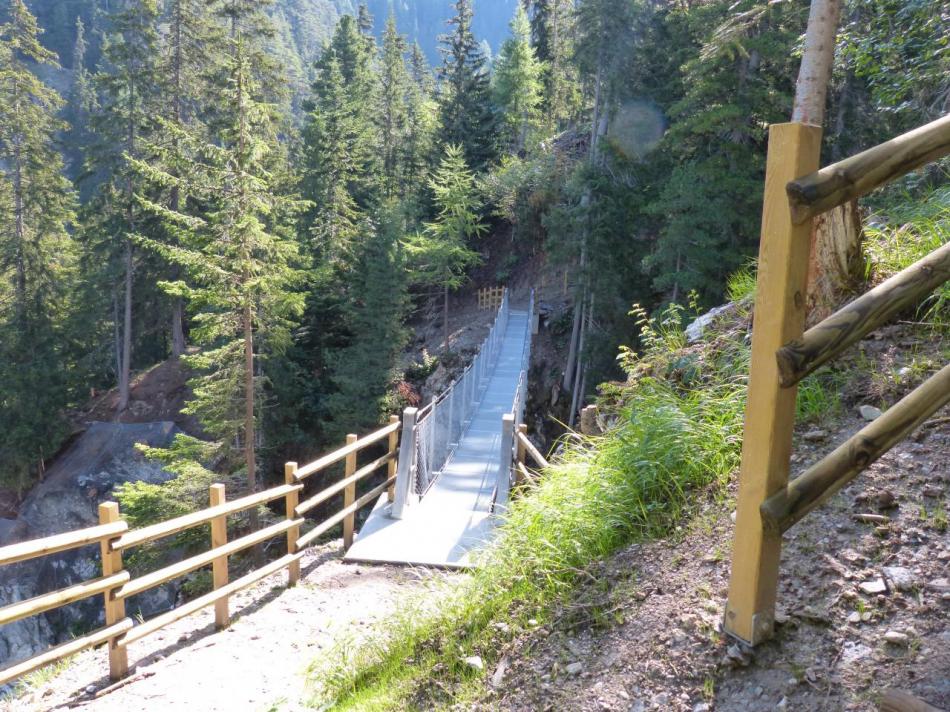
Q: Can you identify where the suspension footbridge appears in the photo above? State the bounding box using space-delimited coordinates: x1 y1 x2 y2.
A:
345 290 533 568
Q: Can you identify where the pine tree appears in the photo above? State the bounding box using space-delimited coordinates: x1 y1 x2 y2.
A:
325 209 408 437
0 0 77 489
525 0 579 128
404 144 485 350
437 0 497 171
131 41 304 500
378 15 409 199
493 6 544 153
87 0 161 411
402 43 437 214
63 16 96 183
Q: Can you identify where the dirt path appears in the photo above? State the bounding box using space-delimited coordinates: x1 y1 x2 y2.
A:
6 541 446 712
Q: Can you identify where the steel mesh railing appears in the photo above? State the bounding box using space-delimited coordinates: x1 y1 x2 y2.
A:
412 289 510 495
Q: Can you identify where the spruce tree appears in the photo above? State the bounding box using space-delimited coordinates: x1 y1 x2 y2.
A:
404 145 485 350
437 0 497 171
493 6 544 153
63 16 96 184
87 0 161 411
378 15 409 199
0 0 77 489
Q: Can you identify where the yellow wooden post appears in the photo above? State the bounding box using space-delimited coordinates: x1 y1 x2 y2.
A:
386 416 399 502
343 434 358 550
285 463 300 585
724 122 822 645
209 484 230 628
98 502 128 680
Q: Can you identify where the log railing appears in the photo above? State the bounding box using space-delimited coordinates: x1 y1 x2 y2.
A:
724 114 950 646
0 417 401 687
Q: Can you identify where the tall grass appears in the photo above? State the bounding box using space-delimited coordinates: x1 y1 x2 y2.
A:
308 318 748 710
864 184 950 327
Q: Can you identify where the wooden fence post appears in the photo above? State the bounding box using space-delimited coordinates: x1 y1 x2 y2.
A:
391 407 418 519
209 484 230 628
515 423 527 486
724 122 822 645
285 463 300 585
343 434 358 550
98 502 128 680
387 415 399 502
496 414 515 514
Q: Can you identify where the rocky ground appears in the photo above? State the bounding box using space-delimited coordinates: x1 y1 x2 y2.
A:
4 542 448 712
477 326 949 712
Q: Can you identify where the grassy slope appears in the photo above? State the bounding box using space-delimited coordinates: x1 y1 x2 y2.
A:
305 182 949 711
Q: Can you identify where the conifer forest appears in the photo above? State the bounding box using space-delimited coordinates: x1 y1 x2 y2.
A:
0 0 946 505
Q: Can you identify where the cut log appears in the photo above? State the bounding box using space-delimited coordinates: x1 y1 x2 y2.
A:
878 689 944 712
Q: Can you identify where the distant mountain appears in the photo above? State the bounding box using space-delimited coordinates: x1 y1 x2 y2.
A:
24 0 512 74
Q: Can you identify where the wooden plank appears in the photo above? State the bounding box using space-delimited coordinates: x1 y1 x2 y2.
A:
0 572 129 627
115 518 301 600
787 113 950 223
295 421 400 480
112 483 301 551
516 423 527 471
724 122 822 646
98 502 129 680
762 364 950 533
295 450 397 516
387 415 399 502
343 434 358 550
777 240 950 386
285 462 301 585
296 477 395 550
0 618 133 688
209 484 229 629
0 521 127 567
118 553 301 647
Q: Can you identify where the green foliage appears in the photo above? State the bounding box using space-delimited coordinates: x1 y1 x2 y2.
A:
403 144 485 290
0 0 77 489
437 0 498 171
864 184 950 328
492 6 544 153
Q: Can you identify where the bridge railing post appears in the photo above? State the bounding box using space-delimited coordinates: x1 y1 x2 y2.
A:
496 414 515 514
391 407 418 519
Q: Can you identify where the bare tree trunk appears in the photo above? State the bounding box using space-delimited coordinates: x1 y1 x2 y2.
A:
791 0 842 126
244 305 256 495
444 284 450 351
169 0 187 358
117 239 133 412
791 0 858 318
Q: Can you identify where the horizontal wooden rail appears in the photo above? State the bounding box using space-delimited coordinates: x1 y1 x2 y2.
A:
0 572 130 627
118 552 301 647
0 618 133 687
516 431 549 468
295 422 400 480
116 518 303 600
0 521 128 567
112 483 301 551
761 363 950 533
787 113 950 223
776 240 950 387
296 450 396 517
296 476 395 550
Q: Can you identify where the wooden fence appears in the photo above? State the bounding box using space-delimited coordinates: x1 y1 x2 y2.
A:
0 417 401 686
724 113 950 645
477 286 505 310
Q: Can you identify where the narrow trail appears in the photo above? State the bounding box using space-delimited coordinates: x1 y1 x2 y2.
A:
7 542 447 712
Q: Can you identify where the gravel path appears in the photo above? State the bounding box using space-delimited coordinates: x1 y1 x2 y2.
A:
5 541 446 712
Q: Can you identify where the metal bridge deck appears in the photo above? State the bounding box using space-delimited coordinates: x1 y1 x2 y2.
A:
343 310 531 568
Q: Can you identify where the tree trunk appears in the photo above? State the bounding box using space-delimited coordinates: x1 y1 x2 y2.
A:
117 240 133 412
791 0 842 126
444 284 450 351
169 0 187 358
791 0 856 319
805 199 865 325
